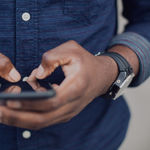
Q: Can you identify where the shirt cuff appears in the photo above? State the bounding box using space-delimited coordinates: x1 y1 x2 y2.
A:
108 32 150 86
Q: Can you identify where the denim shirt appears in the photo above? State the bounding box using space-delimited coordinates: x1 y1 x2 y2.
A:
0 0 150 150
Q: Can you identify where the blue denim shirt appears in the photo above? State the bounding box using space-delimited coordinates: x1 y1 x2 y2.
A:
0 0 150 150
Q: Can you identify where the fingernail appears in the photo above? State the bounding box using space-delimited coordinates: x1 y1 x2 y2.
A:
11 87 21 94
37 65 44 77
9 68 21 81
22 76 29 82
7 101 21 109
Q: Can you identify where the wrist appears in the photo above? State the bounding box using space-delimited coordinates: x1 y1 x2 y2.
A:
96 49 136 99
96 55 118 94
108 45 139 75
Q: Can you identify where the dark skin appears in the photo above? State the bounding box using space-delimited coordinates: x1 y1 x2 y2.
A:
0 40 139 130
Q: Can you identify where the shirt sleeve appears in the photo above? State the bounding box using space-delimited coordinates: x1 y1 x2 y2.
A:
108 0 150 86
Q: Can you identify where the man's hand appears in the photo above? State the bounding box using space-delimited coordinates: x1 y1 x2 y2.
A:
0 41 119 130
0 53 21 82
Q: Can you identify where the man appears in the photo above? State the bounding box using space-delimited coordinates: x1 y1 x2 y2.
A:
0 0 150 149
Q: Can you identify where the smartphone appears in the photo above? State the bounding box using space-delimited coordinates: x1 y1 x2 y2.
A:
0 79 56 100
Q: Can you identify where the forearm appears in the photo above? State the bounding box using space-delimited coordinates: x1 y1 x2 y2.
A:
113 0 150 86
109 32 150 86
97 45 139 95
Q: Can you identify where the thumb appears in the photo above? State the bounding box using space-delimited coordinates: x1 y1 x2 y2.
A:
7 68 21 82
0 53 21 82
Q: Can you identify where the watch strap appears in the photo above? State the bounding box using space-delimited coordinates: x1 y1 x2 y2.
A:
101 52 133 75
97 52 134 99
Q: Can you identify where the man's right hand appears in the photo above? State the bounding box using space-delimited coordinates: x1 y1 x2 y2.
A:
0 53 21 82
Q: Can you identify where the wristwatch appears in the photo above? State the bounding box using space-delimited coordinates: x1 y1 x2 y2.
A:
96 52 135 100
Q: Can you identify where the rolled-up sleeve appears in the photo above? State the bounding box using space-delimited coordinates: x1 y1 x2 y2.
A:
109 0 150 86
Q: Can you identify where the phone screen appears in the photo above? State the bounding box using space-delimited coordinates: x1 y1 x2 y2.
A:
0 79 56 100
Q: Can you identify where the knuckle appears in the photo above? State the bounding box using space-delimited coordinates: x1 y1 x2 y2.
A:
42 52 51 64
0 53 8 60
68 40 78 46
29 116 46 130
2 111 17 126
67 40 80 50
0 57 11 69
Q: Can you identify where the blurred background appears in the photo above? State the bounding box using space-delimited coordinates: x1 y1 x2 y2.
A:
118 1 150 150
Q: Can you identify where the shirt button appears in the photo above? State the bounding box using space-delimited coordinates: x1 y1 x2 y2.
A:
22 130 31 139
22 12 31 21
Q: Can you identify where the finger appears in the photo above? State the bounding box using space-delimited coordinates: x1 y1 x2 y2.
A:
0 105 47 129
5 86 21 108
36 60 69 80
5 83 81 112
28 70 48 92
6 97 56 111
27 80 47 92
27 80 40 91
0 53 21 82
35 41 87 104
26 81 47 94
0 100 79 129
35 43 73 80
52 84 59 90
27 69 38 82
5 86 16 93
5 86 21 94
6 75 86 111
28 41 81 82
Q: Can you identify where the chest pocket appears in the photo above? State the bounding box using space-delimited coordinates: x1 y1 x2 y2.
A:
63 0 108 25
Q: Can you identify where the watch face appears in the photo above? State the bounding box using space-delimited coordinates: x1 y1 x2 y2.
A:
114 73 135 100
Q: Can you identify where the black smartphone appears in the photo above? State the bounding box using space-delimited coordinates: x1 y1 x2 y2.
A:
0 79 56 100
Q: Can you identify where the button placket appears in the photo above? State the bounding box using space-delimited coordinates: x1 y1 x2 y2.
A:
15 0 39 76
15 1 39 149
22 12 31 21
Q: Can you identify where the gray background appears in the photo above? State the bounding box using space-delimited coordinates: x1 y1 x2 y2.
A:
117 1 150 150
